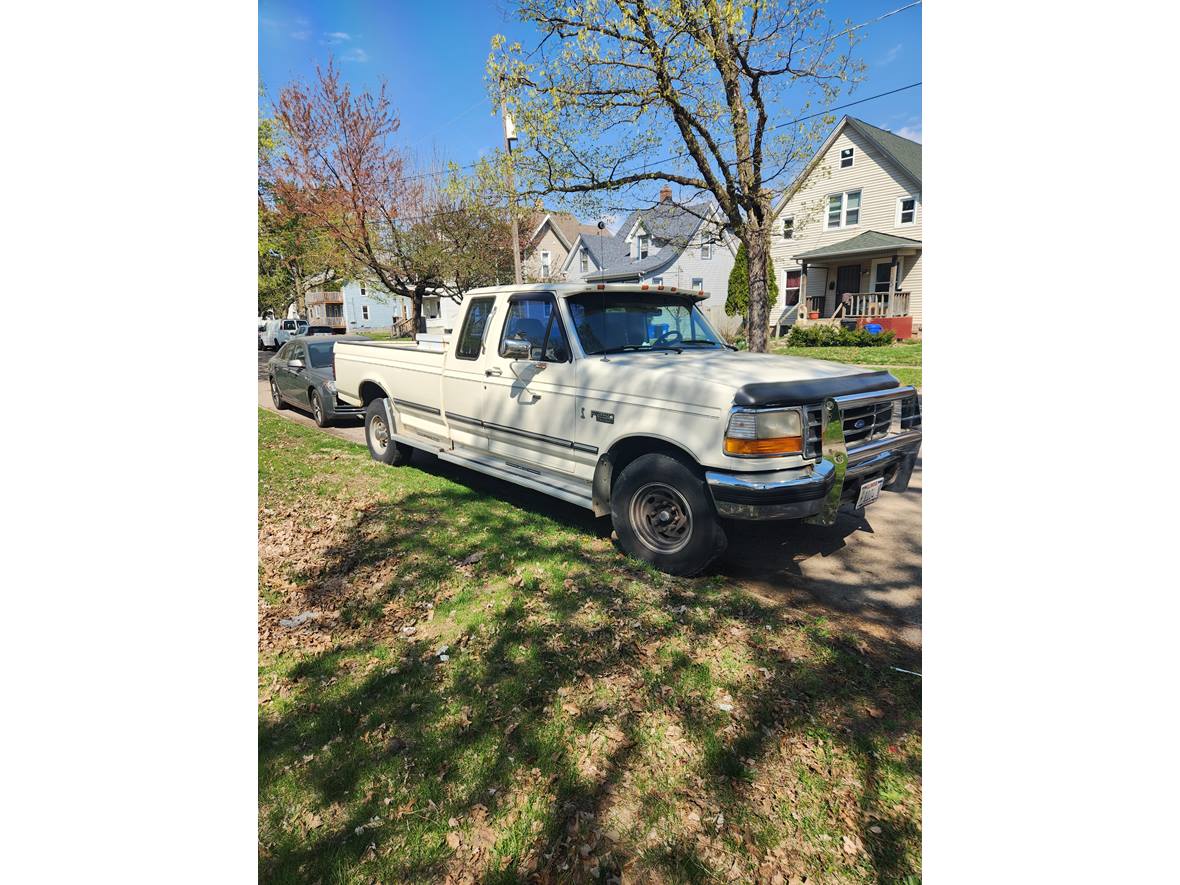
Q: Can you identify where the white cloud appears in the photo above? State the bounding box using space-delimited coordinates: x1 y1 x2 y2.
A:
880 43 903 66
896 125 922 143
324 31 351 45
341 48 369 63
289 30 310 40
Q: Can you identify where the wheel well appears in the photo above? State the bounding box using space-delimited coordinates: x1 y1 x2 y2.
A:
358 381 388 406
592 436 699 517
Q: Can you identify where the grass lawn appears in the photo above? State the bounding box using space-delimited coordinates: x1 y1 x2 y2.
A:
769 341 922 389
259 410 921 883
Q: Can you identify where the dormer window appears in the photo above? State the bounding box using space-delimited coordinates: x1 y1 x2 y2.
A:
700 242 713 260
840 147 854 168
637 235 650 259
579 248 589 273
540 250 551 277
782 216 794 239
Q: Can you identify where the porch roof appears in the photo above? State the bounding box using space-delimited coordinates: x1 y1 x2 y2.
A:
792 230 922 262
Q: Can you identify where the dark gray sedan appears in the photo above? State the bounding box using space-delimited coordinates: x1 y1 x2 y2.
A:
267 335 367 427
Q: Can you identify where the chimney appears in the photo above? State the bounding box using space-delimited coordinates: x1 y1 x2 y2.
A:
659 184 672 203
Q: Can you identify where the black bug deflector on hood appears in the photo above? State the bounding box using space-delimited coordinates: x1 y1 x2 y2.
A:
732 370 899 408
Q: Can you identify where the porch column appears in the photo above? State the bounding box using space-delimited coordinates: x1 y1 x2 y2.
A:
799 262 808 326
888 255 899 316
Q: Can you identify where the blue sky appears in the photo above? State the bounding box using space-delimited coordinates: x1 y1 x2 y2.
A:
259 0 921 183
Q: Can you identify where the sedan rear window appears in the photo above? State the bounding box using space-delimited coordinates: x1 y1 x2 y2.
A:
306 342 334 369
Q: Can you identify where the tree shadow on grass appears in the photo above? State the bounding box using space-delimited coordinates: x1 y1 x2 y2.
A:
260 474 920 883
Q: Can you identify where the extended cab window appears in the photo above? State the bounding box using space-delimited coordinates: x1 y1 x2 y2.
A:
567 292 723 354
455 297 495 360
499 296 569 362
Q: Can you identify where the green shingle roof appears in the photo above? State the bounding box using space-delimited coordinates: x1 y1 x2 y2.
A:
846 117 922 186
792 230 922 261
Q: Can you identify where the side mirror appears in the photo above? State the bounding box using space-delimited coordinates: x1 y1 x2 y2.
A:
287 358 305 369
502 338 531 359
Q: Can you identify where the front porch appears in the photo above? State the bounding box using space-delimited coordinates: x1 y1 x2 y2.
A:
773 230 921 339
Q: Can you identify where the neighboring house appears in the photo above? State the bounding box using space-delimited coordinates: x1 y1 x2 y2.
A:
305 281 413 332
769 116 922 338
522 211 602 282
561 186 738 331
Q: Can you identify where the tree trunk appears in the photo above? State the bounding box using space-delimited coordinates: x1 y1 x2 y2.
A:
745 221 771 353
410 285 424 333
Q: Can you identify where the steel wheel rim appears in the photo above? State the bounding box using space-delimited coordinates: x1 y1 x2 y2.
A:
313 395 322 421
370 414 389 452
629 482 693 554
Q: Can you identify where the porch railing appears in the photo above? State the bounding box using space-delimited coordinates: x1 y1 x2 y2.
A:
306 290 345 305
843 291 910 318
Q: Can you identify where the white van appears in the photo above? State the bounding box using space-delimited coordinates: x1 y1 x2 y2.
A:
260 318 307 350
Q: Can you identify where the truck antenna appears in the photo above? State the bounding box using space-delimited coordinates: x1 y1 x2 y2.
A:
597 220 608 361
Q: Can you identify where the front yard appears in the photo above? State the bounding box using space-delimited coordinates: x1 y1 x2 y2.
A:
769 341 922 389
258 410 921 883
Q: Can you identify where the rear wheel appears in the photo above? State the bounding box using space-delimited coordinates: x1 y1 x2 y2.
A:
310 390 329 427
269 376 286 409
365 399 412 465
610 452 726 576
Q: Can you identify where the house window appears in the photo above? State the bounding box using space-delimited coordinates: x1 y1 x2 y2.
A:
691 277 704 291
897 196 917 226
700 242 713 260
873 263 894 294
840 147 854 168
638 236 650 259
782 216 794 239
651 277 663 285
579 249 589 274
362 304 369 320
826 190 862 229
783 269 802 306
540 250 551 277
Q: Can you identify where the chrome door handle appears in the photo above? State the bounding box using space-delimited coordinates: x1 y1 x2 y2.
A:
485 367 503 376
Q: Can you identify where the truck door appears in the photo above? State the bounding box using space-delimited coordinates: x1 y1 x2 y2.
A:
442 296 497 453
479 292 577 474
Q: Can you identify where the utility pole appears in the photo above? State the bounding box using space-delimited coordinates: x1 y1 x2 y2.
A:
501 97 522 284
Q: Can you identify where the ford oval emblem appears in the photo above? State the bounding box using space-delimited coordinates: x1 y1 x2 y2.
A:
853 419 866 429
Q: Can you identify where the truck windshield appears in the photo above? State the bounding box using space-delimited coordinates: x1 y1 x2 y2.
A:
567 293 724 355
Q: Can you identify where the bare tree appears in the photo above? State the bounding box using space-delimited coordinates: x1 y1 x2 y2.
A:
489 0 861 351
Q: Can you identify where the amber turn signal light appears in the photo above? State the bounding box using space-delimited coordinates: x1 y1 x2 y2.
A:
724 436 803 456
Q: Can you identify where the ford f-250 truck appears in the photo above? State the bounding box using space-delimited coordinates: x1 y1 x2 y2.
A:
332 283 921 575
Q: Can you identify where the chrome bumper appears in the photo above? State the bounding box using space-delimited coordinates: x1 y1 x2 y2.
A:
706 387 921 523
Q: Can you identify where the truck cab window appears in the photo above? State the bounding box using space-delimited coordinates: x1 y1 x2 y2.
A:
455 298 495 360
500 297 569 362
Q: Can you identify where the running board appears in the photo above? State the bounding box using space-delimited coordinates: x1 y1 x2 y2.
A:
437 449 593 510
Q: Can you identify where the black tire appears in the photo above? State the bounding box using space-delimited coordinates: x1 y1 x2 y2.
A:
365 399 413 465
269 376 286 410
610 452 727 576
310 389 330 427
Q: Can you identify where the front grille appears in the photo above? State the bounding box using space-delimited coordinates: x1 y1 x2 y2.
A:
804 405 823 459
802 391 921 459
841 400 894 446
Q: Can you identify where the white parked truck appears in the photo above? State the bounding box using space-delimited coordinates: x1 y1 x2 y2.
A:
333 283 921 575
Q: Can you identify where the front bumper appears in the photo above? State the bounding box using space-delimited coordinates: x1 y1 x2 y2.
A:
706 387 921 523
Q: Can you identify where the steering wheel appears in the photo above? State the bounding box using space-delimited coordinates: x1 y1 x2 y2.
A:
654 329 683 347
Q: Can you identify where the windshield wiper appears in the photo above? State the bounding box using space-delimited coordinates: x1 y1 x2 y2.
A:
591 344 683 355
679 339 720 346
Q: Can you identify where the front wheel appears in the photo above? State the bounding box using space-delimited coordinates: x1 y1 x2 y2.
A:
610 452 727 576
365 399 413 465
269 376 286 410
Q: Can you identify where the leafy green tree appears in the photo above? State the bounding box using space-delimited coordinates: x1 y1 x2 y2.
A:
726 242 778 320
488 0 861 351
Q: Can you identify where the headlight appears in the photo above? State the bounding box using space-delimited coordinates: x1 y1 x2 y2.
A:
324 380 337 395
724 408 803 456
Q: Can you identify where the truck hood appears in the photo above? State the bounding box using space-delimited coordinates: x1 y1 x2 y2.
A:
579 348 885 408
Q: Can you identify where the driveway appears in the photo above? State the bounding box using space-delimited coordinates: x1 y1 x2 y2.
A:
258 348 922 647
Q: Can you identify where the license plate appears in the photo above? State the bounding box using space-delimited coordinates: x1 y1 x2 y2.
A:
855 477 885 509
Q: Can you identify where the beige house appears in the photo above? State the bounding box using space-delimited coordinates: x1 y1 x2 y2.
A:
522 211 602 282
769 116 922 338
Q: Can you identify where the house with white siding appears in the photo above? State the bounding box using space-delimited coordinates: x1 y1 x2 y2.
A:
305 280 412 332
769 116 922 338
560 186 738 332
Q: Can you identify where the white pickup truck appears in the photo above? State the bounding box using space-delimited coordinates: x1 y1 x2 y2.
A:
333 283 921 575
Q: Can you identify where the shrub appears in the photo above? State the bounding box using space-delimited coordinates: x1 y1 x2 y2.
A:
725 242 779 318
785 325 896 347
